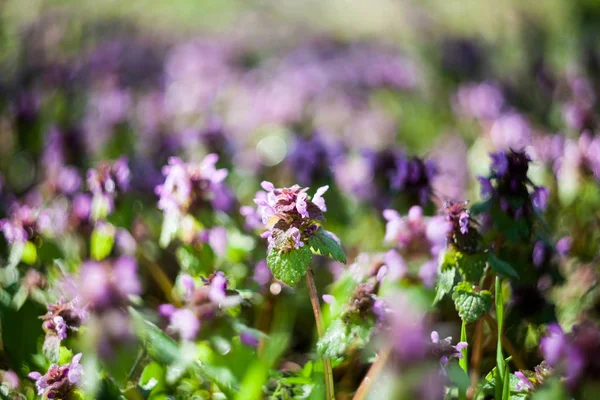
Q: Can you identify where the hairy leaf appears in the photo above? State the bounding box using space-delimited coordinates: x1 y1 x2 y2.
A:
267 245 312 286
434 267 456 304
308 229 346 264
452 282 492 323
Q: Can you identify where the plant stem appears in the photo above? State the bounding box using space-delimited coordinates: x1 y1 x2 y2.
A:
483 315 526 371
470 318 484 388
353 343 392 400
306 267 335 400
460 320 468 374
495 276 505 400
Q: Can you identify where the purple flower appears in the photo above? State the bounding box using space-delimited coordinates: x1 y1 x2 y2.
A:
383 250 407 281
532 241 547 267
458 211 469 234
430 331 468 367
254 183 328 253
78 256 140 310
240 331 260 348
252 260 271 287
312 185 329 212
0 203 37 244
490 152 509 177
1 370 19 390
28 353 83 398
532 186 549 210
208 271 228 303
155 154 230 215
169 308 201 341
478 176 493 198
556 236 571 256
41 297 87 342
540 324 567 366
515 371 535 391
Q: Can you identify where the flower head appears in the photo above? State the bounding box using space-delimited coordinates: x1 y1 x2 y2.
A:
255 182 328 253
28 353 83 399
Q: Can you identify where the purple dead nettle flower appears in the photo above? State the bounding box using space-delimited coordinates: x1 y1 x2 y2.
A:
37 200 70 238
430 331 468 368
287 133 341 186
386 293 430 362
382 206 449 286
28 353 83 399
254 181 329 253
0 203 38 244
444 200 481 254
359 149 436 208
252 260 272 288
479 149 549 220
538 322 600 388
41 297 87 341
78 256 141 311
155 154 229 216
87 157 130 218
159 272 240 340
0 370 19 391
514 362 552 392
453 81 505 120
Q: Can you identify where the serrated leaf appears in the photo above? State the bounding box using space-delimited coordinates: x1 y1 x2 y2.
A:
434 267 456 304
317 319 349 361
316 318 374 362
452 282 492 323
442 247 486 283
308 229 346 264
266 245 312 286
488 254 519 279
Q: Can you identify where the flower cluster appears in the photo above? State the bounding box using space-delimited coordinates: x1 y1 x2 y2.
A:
479 150 549 219
155 154 231 215
444 200 480 254
87 157 131 218
540 321 600 389
28 353 83 399
382 205 449 286
41 297 87 342
356 150 437 208
430 331 468 368
254 182 328 253
0 203 38 244
159 272 240 340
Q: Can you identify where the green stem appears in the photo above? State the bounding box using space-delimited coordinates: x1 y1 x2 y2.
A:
460 320 468 374
495 276 505 400
306 267 335 400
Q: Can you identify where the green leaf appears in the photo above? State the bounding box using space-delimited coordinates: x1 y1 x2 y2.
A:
447 363 470 395
434 267 456 304
488 254 519 279
442 247 486 283
452 282 492 323
267 246 312 286
316 318 374 362
308 229 346 264
316 319 348 362
91 226 115 261
129 307 239 398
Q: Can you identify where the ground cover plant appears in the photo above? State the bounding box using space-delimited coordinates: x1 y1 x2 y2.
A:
1 1 600 399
